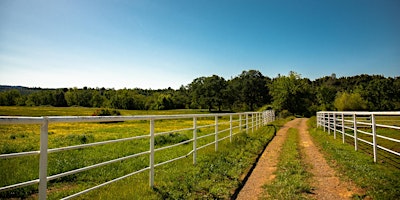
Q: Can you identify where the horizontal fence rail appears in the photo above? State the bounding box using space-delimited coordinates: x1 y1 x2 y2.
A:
0 110 275 200
316 111 400 163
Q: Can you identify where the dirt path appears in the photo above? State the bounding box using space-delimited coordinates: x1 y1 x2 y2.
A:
236 118 363 200
236 119 297 200
297 118 363 199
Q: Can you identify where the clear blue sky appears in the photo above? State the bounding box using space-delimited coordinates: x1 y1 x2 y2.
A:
1 0 399 89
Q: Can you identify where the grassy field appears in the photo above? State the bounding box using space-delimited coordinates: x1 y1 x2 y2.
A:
0 106 278 199
309 117 400 199
326 115 400 167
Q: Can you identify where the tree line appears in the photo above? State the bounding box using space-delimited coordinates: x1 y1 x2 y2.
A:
1 70 399 116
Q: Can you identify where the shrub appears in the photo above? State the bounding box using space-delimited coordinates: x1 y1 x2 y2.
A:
279 110 292 118
92 108 121 116
155 133 190 146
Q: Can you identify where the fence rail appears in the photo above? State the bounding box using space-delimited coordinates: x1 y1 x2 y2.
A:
316 111 400 163
0 110 275 200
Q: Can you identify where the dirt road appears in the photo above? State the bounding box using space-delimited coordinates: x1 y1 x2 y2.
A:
236 118 363 200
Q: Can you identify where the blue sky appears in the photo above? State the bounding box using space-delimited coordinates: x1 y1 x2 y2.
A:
1 0 399 89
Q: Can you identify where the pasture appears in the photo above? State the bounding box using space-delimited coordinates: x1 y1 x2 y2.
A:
0 106 277 199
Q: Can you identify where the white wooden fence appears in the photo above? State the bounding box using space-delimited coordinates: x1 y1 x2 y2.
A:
0 110 275 199
316 111 400 163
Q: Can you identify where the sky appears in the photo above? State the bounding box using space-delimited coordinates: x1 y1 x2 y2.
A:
1 0 399 89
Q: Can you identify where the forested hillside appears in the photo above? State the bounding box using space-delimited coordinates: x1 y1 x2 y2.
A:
1 70 399 116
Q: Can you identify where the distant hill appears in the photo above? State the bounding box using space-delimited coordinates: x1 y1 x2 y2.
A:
0 85 43 95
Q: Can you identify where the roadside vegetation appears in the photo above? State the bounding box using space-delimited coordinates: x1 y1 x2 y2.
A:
0 107 279 199
308 117 400 199
262 128 312 200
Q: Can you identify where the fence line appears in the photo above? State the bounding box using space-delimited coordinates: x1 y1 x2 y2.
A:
0 110 275 199
316 111 400 163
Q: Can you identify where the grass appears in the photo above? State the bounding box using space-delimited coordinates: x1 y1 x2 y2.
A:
308 116 400 200
0 106 276 199
326 115 400 167
262 128 312 200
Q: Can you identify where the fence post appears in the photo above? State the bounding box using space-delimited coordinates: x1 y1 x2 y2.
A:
265 111 268 124
246 114 249 134
323 113 326 132
255 113 258 129
353 114 358 151
239 114 242 132
320 112 323 128
371 114 377 163
215 116 218 152
39 117 49 200
193 117 197 165
333 113 336 139
229 115 233 142
319 113 323 127
251 113 254 133
328 113 331 134
341 113 345 144
149 119 155 187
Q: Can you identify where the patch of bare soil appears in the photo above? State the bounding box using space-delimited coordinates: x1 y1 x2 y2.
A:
297 118 365 200
236 120 298 200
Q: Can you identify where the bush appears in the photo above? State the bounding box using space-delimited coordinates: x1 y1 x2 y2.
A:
92 108 121 116
334 92 367 111
155 133 190 146
279 110 292 118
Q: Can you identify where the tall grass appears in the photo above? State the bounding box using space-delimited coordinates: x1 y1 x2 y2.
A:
308 116 400 200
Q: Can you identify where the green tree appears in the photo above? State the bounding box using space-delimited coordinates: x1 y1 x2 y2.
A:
0 89 21 106
91 91 107 108
334 91 367 111
359 76 394 111
316 85 337 111
172 85 190 109
394 77 400 110
188 75 227 111
231 70 270 111
269 71 312 116
52 89 68 107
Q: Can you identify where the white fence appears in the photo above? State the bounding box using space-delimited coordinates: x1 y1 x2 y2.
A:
316 111 400 163
0 110 275 200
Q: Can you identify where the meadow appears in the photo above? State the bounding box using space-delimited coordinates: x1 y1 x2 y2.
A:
0 106 279 199
324 115 400 167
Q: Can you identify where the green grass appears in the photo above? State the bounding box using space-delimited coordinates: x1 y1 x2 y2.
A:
325 115 400 167
0 106 276 199
308 116 400 200
262 128 312 200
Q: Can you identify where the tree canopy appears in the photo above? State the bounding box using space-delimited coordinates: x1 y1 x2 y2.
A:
1 71 399 115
